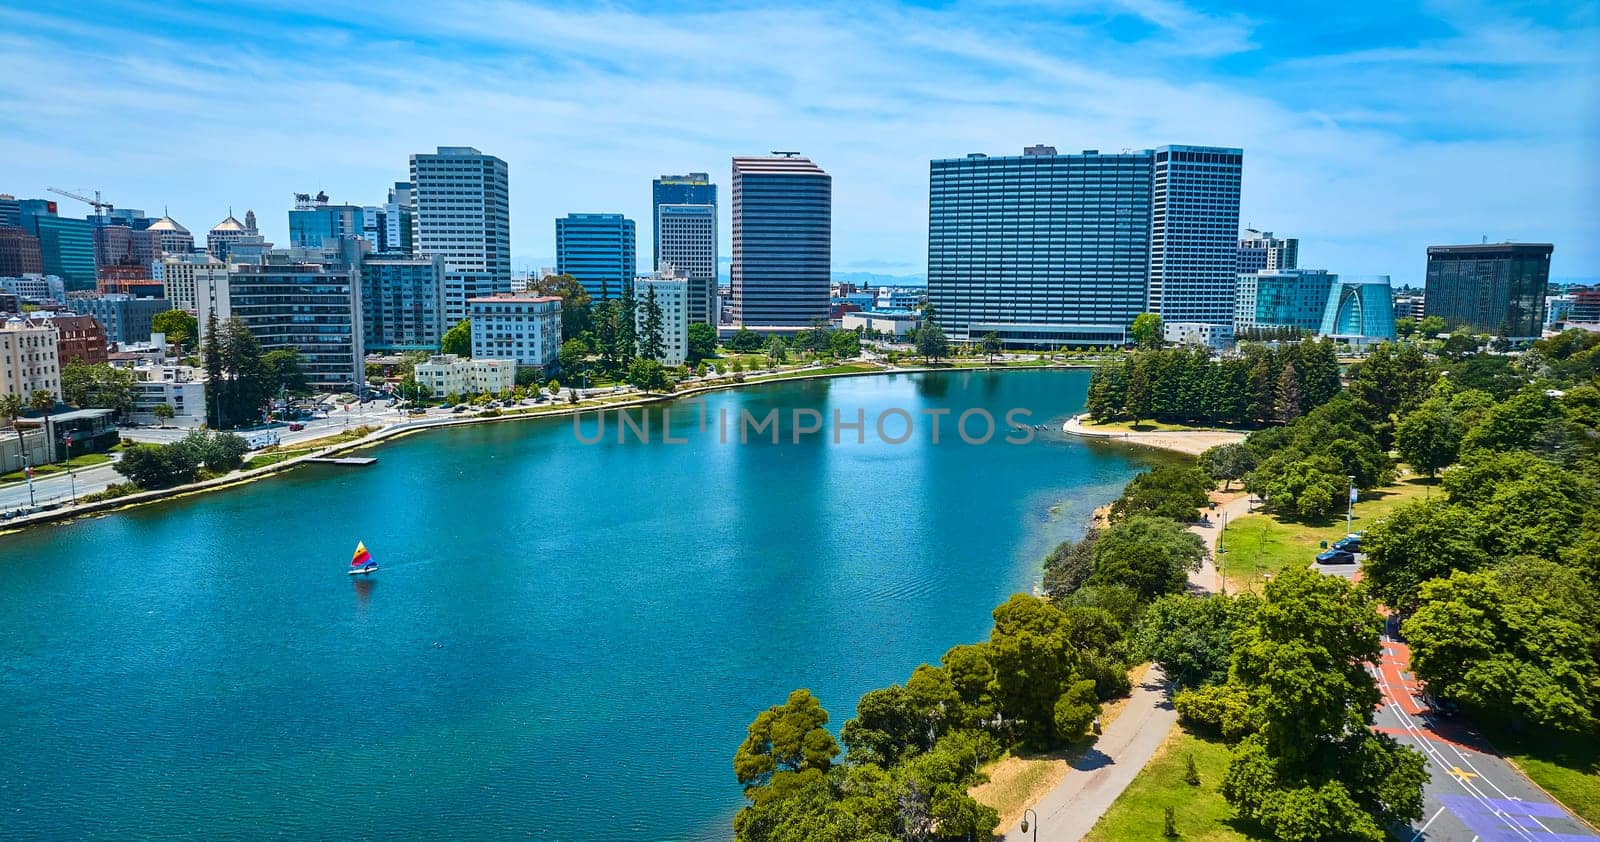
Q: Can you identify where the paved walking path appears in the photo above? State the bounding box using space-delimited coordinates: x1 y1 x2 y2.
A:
1000 666 1178 842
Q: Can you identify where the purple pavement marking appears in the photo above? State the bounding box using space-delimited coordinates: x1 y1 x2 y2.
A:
1438 795 1596 840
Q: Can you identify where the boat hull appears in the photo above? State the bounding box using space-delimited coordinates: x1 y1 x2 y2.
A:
348 565 379 576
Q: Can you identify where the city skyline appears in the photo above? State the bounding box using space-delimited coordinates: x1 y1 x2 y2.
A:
1 2 1594 283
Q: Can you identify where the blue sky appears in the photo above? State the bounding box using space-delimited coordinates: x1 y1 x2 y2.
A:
2 0 1596 282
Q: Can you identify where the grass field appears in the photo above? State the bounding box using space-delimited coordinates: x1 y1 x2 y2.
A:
1083 726 1265 842
1490 727 1600 828
1217 477 1435 592
0 452 112 483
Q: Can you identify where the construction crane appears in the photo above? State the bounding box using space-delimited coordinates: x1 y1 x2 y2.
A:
47 187 114 217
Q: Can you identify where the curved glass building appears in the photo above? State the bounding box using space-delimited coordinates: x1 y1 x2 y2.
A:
1319 276 1396 342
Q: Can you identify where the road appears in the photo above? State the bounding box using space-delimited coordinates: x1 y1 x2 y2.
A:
1373 636 1595 841
0 462 122 512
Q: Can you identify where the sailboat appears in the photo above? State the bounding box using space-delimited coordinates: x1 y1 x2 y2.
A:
348 541 379 575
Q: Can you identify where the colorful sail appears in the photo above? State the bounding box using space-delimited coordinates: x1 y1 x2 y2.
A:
350 541 372 568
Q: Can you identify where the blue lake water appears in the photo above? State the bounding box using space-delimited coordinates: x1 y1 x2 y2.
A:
0 369 1164 839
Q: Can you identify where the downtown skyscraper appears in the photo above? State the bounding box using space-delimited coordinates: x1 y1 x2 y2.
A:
410 146 510 324
652 173 717 324
731 155 831 328
556 213 636 300
1147 146 1243 325
926 144 1241 345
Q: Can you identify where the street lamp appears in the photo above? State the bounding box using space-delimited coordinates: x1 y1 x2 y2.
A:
1020 808 1038 841
1346 475 1357 535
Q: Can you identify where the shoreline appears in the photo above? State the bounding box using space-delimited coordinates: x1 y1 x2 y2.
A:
1060 412 1247 456
2 361 1096 536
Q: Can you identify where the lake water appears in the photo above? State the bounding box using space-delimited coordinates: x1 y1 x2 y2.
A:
0 369 1164 840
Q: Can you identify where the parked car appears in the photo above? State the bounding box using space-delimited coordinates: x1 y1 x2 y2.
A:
1333 533 1364 553
452 405 468 413
1315 548 1358 565
288 422 306 431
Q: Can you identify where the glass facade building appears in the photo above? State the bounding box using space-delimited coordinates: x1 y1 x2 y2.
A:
1148 146 1243 325
1319 276 1397 342
18 201 96 291
731 155 831 328
1424 244 1552 340
410 147 511 325
1234 269 1336 333
652 173 717 324
226 261 363 391
556 213 637 301
926 147 1152 346
361 252 445 352
66 294 172 345
289 201 366 250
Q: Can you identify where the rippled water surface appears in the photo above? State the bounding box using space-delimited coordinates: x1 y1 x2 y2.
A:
0 369 1162 840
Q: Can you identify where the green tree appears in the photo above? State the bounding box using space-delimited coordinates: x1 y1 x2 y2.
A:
152 403 175 424
981 331 1003 363
1088 516 1207 602
688 322 718 363
1130 313 1164 348
765 336 788 368
262 349 308 395
1404 559 1599 733
441 319 472 357
114 441 202 489
60 361 135 413
1199 442 1256 491
558 339 588 377
1220 568 1427 840
828 329 860 360
1459 389 1565 455
728 327 763 352
625 358 673 393
734 689 841 790
1362 500 1484 612
986 594 1093 741
1136 593 1257 689
1274 364 1302 423
179 429 248 472
1245 452 1347 522
532 273 593 340
1394 398 1461 476
1109 464 1211 523
915 320 950 363
1041 529 1097 599
639 284 666 362
1418 315 1447 335
151 309 199 351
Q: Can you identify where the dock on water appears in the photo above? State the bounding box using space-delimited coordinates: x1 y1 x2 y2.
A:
305 457 378 466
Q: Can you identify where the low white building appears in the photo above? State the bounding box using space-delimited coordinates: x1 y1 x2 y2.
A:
1 316 60 400
413 354 516 398
633 275 689 366
468 294 561 371
130 364 208 427
842 310 919 339
1163 321 1234 350
874 288 925 311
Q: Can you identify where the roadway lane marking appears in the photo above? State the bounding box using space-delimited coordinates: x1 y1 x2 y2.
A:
1412 805 1447 840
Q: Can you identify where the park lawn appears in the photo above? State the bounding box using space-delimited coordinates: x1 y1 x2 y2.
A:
241 449 312 470
1082 725 1264 842
0 452 112 483
1218 477 1436 592
1490 727 1600 828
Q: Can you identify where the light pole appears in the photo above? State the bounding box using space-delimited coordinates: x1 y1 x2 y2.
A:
1346 475 1357 536
1020 808 1038 841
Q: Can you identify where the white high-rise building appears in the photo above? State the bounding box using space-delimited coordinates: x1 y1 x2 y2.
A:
159 254 228 312
634 274 690 366
411 147 510 324
1147 146 1243 326
1238 229 1298 273
1 316 60 400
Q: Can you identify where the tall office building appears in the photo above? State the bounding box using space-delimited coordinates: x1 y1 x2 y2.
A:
410 147 511 324
207 215 250 260
288 193 365 250
653 173 717 324
1234 269 1337 334
731 155 831 328
1238 229 1298 273
1147 146 1243 325
360 182 416 255
0 195 20 228
556 213 636 300
147 215 195 255
0 226 44 276
17 200 96 291
927 146 1153 345
362 252 445 352
92 225 162 268
1424 243 1552 340
159 254 228 312
227 257 363 390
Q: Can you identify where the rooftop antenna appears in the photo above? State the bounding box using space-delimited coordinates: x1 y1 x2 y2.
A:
770 151 800 157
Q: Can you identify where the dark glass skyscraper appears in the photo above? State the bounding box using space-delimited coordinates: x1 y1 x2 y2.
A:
927 147 1153 345
731 155 831 328
556 213 636 300
17 200 96 291
1424 243 1552 339
652 173 717 324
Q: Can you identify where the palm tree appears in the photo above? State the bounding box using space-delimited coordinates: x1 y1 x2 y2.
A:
1 393 32 499
28 390 56 463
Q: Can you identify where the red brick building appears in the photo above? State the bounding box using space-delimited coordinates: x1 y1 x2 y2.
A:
35 313 108 365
